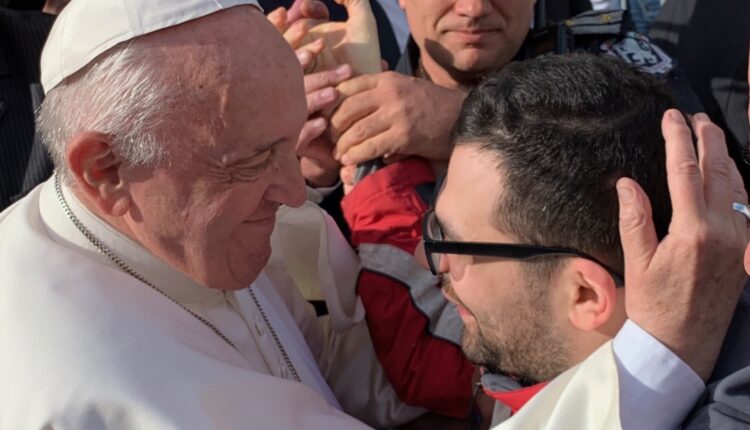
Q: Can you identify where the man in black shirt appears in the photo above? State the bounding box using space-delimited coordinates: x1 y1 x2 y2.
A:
0 6 54 211
0 1 70 212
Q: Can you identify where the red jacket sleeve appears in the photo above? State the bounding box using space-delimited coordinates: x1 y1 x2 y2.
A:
342 158 475 418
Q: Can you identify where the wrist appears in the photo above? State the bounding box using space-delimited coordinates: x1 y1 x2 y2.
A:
630 314 726 381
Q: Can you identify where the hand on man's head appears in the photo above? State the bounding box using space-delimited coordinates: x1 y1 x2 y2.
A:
616 110 749 382
329 71 467 166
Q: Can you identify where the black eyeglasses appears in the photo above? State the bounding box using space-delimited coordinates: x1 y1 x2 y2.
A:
422 208 624 287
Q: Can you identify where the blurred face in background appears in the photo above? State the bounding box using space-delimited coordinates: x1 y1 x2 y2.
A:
399 0 534 86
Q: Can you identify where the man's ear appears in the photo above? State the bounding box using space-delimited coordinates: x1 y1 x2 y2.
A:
563 258 618 332
66 131 131 217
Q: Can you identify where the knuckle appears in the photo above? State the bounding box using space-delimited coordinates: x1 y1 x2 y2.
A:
689 224 712 247
672 128 693 142
707 157 734 180
703 122 726 142
620 208 649 231
362 143 379 160
674 159 701 177
733 186 748 203
315 72 332 88
351 122 367 141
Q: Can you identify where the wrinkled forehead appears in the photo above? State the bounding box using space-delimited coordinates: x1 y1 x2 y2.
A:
143 7 305 156
146 6 298 85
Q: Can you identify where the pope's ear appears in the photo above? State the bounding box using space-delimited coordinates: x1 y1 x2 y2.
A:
66 131 131 217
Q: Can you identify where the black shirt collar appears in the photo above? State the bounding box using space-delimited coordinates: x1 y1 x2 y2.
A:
394 37 420 76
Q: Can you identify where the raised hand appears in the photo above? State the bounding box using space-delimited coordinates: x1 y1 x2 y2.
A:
330 72 467 165
301 0 382 75
616 110 749 381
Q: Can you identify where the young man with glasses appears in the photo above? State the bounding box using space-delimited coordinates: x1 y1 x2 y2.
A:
343 53 750 427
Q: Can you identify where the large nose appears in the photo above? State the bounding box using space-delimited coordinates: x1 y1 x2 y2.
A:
265 146 307 208
453 0 492 18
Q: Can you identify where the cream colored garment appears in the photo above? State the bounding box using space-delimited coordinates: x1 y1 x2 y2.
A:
493 341 622 429
0 179 422 429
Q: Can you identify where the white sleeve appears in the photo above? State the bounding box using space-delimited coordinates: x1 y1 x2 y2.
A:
613 320 705 430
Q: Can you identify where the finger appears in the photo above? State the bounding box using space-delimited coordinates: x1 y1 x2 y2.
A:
306 87 338 115
616 177 658 277
267 7 289 33
335 113 390 157
729 162 748 241
340 164 357 186
284 20 313 49
335 0 374 26
297 117 328 152
335 73 380 99
299 135 338 162
296 39 326 71
299 37 326 57
329 76 381 141
287 0 305 23
381 59 389 72
300 0 330 20
297 49 314 71
329 95 379 145
692 113 733 213
304 64 353 94
383 153 408 164
663 109 706 223
341 131 391 165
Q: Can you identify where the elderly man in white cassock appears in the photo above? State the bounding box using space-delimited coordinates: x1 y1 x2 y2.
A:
0 0 427 428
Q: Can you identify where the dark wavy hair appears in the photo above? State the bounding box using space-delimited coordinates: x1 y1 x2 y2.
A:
452 53 675 277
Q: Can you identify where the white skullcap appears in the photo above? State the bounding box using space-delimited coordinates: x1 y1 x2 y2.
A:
40 0 262 93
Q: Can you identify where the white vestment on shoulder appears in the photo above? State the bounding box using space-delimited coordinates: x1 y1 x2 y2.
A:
0 179 422 429
492 341 622 429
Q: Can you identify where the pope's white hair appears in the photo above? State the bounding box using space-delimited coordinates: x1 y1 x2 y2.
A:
37 41 172 182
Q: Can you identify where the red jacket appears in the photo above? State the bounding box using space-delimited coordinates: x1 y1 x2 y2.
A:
342 158 475 418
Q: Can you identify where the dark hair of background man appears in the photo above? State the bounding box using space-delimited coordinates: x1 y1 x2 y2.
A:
452 53 675 278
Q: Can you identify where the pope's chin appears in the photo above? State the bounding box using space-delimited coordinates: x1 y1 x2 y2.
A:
223 238 273 290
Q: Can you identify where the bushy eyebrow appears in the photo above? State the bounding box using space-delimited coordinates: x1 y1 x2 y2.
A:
435 211 463 241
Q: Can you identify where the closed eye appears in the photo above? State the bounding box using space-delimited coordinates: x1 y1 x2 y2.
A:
227 147 277 182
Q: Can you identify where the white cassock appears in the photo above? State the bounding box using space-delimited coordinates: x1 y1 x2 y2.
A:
0 178 424 429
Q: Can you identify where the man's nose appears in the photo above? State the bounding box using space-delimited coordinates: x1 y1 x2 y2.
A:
453 0 492 18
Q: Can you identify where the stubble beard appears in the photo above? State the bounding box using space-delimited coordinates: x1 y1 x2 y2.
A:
443 275 572 384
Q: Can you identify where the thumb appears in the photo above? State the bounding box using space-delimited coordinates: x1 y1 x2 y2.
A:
617 177 658 278
267 7 289 33
287 0 306 23
300 0 331 20
335 0 375 27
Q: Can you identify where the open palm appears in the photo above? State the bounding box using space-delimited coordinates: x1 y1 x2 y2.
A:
304 0 382 75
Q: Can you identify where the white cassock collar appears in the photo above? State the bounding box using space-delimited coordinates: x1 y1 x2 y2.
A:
39 177 223 304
